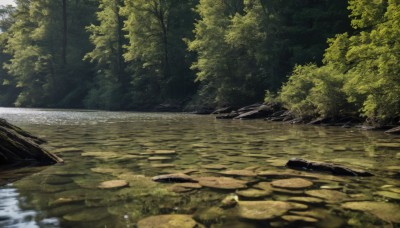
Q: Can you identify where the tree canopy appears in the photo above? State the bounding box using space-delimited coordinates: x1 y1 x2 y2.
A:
0 0 399 123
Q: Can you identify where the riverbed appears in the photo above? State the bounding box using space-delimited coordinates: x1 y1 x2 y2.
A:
0 107 399 227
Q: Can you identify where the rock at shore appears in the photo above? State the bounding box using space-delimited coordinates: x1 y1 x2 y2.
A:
286 158 373 176
385 126 400 134
0 118 63 167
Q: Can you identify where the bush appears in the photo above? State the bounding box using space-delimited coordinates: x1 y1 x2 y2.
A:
280 64 349 119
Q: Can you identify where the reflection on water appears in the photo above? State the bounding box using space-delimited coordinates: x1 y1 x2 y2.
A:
0 107 400 227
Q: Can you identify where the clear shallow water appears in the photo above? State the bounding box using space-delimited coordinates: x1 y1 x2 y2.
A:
0 107 399 227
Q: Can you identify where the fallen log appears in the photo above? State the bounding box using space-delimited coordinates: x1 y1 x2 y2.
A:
0 118 63 167
286 158 373 177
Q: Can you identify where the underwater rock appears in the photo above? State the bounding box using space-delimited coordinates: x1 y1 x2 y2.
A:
0 118 63 167
288 197 324 204
197 176 247 190
167 183 202 193
342 201 400 223
374 191 400 200
286 158 373 176
137 214 198 228
236 188 272 198
271 178 313 189
152 173 197 183
220 169 257 177
220 194 239 208
305 189 348 203
193 207 226 224
98 180 128 189
237 201 307 220
282 215 318 223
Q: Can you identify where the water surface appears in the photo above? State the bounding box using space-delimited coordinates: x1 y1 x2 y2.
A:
0 107 399 227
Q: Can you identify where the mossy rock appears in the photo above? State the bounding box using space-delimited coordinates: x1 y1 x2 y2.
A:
148 156 172 161
237 201 307 220
236 188 272 198
375 191 400 200
271 178 313 189
282 215 318 223
167 183 201 193
63 207 109 222
193 207 226 224
253 182 273 192
202 165 227 170
98 180 128 189
305 189 348 203
288 197 324 204
220 194 239 208
342 201 400 223
137 214 198 228
197 177 247 190
152 150 177 155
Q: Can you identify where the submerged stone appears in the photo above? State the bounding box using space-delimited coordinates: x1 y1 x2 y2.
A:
282 215 318 223
167 183 202 193
98 180 128 189
271 178 313 189
202 164 227 170
305 190 348 203
197 177 247 189
342 201 400 223
288 197 324 204
63 207 109 222
375 191 400 200
152 173 197 183
220 194 239 208
237 201 307 220
220 170 257 177
151 164 176 168
137 214 198 228
152 150 177 155
236 188 272 198
253 182 273 192
193 207 225 224
148 156 172 161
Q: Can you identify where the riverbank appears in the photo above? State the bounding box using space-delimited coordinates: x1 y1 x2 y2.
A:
191 102 400 135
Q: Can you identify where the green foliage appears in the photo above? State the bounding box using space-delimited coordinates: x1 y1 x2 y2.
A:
3 0 97 108
84 0 127 110
122 0 197 108
280 64 349 118
281 0 400 123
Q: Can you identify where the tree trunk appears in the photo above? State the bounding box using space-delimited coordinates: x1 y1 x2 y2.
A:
0 119 63 168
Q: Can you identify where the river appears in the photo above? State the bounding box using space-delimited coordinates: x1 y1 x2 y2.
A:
0 107 399 227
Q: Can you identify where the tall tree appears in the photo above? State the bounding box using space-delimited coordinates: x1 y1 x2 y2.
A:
0 5 19 106
4 0 97 107
84 0 128 109
122 0 198 108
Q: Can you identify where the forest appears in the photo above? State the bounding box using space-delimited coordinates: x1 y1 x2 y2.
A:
0 0 399 124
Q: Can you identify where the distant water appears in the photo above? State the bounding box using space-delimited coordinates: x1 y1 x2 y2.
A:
0 107 399 227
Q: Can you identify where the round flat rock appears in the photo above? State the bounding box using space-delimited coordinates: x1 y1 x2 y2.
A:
197 177 247 189
282 215 318 223
137 214 197 228
237 201 307 220
271 178 313 189
305 189 348 202
98 180 128 189
237 188 272 198
342 201 400 223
